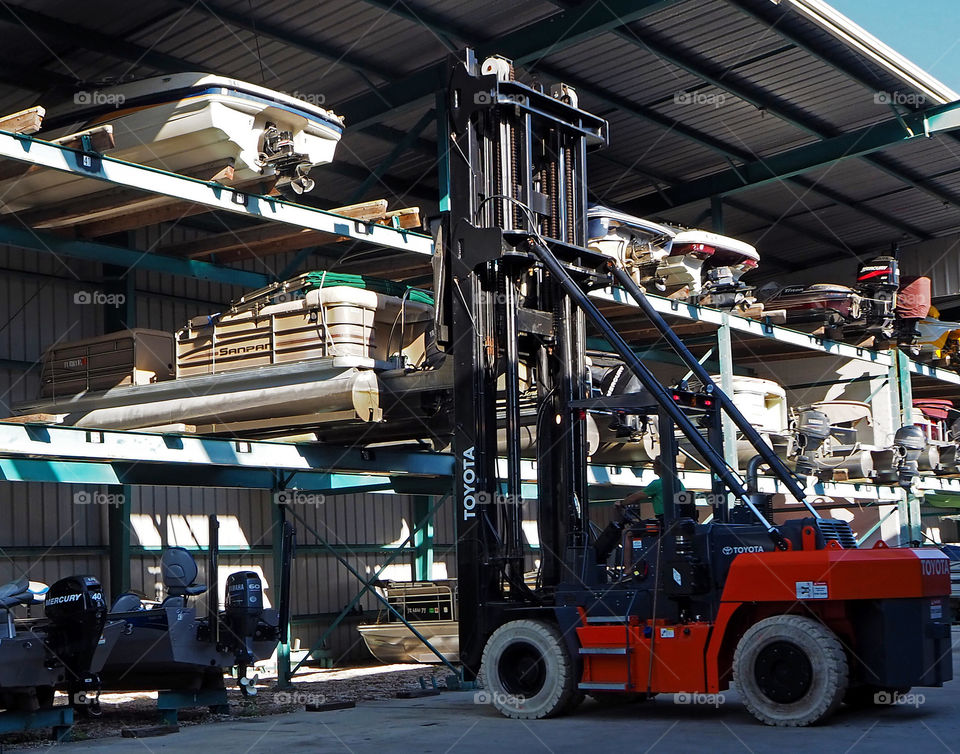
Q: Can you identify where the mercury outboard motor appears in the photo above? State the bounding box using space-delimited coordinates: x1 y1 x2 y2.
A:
892 425 926 487
43 576 108 698
794 409 832 475
855 255 899 339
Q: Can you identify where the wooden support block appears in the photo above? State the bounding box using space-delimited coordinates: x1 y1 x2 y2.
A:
50 124 115 153
382 206 422 229
0 106 45 135
325 198 388 221
1 413 65 424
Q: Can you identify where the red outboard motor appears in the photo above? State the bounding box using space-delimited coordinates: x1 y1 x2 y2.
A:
896 275 932 350
42 576 108 694
855 256 900 339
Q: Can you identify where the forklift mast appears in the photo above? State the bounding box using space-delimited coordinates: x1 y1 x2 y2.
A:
438 49 821 679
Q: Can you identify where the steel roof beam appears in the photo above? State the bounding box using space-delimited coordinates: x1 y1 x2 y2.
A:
164 0 396 83
0 5 195 74
615 18 960 213
627 101 960 216
536 60 929 239
336 0 683 128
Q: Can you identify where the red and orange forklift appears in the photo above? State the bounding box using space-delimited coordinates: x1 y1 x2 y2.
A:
437 50 953 726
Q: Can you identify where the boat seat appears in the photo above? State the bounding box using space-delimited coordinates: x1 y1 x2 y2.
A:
160 547 207 598
0 577 30 608
111 593 145 612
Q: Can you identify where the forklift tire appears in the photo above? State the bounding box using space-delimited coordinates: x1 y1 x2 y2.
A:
734 615 848 726
479 619 577 719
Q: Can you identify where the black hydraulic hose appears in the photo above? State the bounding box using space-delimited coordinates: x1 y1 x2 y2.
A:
606 263 820 519
746 455 766 493
524 239 785 546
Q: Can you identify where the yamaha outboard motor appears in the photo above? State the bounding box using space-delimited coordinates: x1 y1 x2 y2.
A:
892 424 926 487
43 576 108 695
794 409 832 476
223 571 265 696
855 255 899 339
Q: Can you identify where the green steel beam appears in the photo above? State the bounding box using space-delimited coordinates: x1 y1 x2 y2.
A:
596 13 960 213
630 100 960 214
531 60 929 239
412 495 435 580
337 0 682 128
273 503 291 687
0 223 270 288
0 130 434 258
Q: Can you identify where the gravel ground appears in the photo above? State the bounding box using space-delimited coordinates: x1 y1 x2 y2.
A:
0 664 451 749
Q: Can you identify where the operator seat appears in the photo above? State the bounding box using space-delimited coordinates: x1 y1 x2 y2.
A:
160 547 207 607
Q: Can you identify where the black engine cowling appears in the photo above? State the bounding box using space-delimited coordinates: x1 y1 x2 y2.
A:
224 571 264 661
43 576 107 684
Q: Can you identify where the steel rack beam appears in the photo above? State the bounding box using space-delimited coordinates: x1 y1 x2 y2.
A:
0 422 452 486
0 130 435 258
0 223 271 288
592 287 894 367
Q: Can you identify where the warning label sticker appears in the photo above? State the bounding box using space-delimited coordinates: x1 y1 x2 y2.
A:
660 628 675 639
795 581 829 600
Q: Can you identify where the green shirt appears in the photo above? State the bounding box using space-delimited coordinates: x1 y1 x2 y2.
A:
644 477 686 516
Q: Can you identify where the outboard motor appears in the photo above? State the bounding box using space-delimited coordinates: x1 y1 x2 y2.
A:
699 266 748 309
855 255 900 338
257 121 315 195
224 571 264 666
794 409 832 475
892 425 926 487
43 576 108 694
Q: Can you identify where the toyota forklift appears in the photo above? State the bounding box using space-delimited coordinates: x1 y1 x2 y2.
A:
437 50 953 726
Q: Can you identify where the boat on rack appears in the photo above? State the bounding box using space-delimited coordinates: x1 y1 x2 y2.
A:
0 73 345 219
586 205 760 310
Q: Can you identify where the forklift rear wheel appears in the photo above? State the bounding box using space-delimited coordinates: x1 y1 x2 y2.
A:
734 615 848 726
480 619 577 719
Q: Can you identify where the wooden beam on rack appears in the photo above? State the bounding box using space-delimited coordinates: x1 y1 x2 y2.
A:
0 106 44 135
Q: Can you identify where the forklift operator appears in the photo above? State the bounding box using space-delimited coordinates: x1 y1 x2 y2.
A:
593 457 685 562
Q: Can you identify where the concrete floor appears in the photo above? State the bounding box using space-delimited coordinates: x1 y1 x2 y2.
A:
59 632 960 754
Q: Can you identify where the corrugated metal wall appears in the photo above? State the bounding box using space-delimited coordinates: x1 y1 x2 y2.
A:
0 247 456 663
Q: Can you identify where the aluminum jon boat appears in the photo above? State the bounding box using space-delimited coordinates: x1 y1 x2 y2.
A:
0 73 345 217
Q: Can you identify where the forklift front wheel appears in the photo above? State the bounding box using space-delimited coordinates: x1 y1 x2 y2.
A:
734 615 848 726
479 619 577 719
